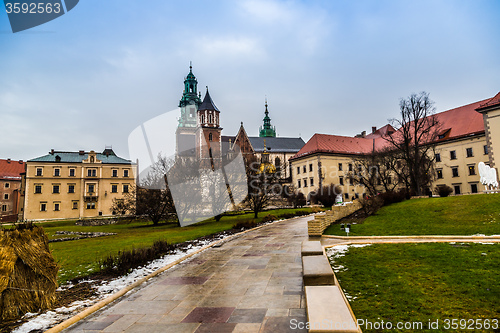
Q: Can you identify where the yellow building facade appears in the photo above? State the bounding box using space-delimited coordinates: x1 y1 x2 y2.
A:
23 149 136 221
476 92 500 172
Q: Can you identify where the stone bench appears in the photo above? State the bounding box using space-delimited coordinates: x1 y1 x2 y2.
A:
301 240 324 256
302 255 335 286
305 286 360 332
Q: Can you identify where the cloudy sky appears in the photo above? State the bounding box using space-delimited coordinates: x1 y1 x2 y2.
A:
1 0 499 161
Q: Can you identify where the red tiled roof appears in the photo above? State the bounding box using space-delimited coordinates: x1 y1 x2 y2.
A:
292 96 490 160
476 91 500 111
0 159 25 180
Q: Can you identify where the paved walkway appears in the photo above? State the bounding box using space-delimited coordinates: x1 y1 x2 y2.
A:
65 216 312 333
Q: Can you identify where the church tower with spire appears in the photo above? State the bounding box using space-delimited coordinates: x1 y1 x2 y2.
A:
196 87 223 169
176 64 203 156
259 99 277 137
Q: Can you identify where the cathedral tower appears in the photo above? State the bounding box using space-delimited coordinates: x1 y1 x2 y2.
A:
196 87 222 170
259 99 277 137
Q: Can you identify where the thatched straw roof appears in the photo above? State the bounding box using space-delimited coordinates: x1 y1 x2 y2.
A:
0 225 58 321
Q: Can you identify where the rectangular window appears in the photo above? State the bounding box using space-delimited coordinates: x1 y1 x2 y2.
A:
5 183 10 188
88 184 95 193
349 177 354 185
112 169 118 177
53 185 60 194
87 169 97 177
436 169 443 179
123 169 129 177
338 163 343 171
310 177 314 187
466 148 473 158
297 167 300 175
452 167 459 177
468 165 476 176
35 185 42 194
339 177 344 186
3 193 9 200
72 201 78 210
36 168 43 176
54 168 60 176
69 168 75 177
1 205 7 212
68 185 75 193
450 150 457 160
344 193 349 200
435 153 441 162
348 164 353 172
484 145 489 155
111 184 118 193
54 203 60 211
40 202 47 212
123 184 129 193
297 180 301 188
309 164 313 172
302 165 306 173
86 202 96 209
470 183 478 194
303 178 308 187
454 185 461 195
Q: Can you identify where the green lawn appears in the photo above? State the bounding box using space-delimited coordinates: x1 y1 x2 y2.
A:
39 208 311 284
324 193 500 236
327 243 500 333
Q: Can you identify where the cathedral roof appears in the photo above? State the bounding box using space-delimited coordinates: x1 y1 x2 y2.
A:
248 137 305 153
199 89 219 111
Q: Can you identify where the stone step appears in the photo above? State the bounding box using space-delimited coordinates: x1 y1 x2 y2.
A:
305 286 360 333
302 255 335 286
301 240 324 256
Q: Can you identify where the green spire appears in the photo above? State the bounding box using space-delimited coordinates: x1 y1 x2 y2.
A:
259 99 276 137
178 63 202 128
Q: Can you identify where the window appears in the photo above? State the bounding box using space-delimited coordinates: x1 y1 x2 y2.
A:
36 168 43 176
303 178 308 187
468 165 476 175
72 201 78 210
436 169 443 179
68 185 75 193
297 180 301 188
338 163 343 171
348 164 353 172
466 148 473 158
35 185 42 194
88 184 95 193
450 150 457 160
297 167 300 175
388 176 392 184
435 153 441 162
309 164 313 172
209 133 213 141
54 168 60 176
303 165 306 173
87 169 97 177
111 185 118 193
208 114 213 123
349 177 354 185
484 145 489 155
470 183 478 194
344 193 349 199
123 184 129 193
3 193 9 200
5 183 10 188
1 205 7 212
53 185 60 194
69 168 75 177
452 167 459 178
86 202 96 209
124 169 129 178
377 177 382 186
54 203 60 211
310 177 314 187
40 202 47 212
201 115 205 124
339 177 344 186
454 185 461 195
112 169 118 177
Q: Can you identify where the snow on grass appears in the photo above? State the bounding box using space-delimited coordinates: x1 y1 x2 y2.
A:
13 233 231 333
326 244 371 273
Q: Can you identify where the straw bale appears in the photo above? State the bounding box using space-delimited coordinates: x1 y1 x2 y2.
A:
0 225 58 321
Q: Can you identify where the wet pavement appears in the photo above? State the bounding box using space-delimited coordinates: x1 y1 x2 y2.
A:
65 216 313 333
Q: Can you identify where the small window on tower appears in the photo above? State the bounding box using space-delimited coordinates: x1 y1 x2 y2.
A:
209 133 213 141
209 114 213 124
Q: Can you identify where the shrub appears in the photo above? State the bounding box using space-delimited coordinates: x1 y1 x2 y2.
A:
435 185 453 197
360 196 384 216
310 184 342 207
287 191 306 208
278 210 309 219
379 189 408 206
311 206 322 213
262 214 278 223
233 220 257 230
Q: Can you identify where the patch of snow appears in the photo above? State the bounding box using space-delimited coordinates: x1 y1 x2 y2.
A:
326 244 371 260
12 234 230 333
478 242 495 245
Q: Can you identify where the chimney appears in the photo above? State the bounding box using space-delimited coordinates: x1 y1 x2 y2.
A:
50 149 55 155
361 130 366 137
372 126 377 134
7 158 11 163
19 160 23 164
79 150 85 155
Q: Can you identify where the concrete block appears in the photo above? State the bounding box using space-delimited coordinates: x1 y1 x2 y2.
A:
302 255 334 286
301 241 324 256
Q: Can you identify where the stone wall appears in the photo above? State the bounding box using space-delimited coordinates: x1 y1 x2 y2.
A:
307 200 362 236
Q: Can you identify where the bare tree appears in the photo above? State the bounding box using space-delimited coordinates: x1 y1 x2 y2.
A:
245 155 280 218
385 92 440 196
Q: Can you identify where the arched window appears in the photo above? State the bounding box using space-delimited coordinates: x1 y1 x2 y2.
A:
189 84 193 93
201 115 205 124
275 157 281 175
209 133 213 141
209 114 213 124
